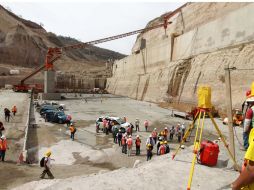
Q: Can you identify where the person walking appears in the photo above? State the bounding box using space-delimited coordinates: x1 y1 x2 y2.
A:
0 122 4 137
144 120 149 132
126 135 133 157
135 135 141 155
181 123 186 139
158 141 166 155
69 123 76 141
40 150 54 179
135 118 140 132
11 106 17 116
0 135 8 162
146 144 153 161
66 114 72 127
4 108 11 122
177 128 182 143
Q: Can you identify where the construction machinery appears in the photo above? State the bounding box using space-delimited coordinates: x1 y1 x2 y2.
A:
13 4 187 92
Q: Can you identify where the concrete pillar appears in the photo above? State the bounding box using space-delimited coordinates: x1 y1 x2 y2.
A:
44 70 56 93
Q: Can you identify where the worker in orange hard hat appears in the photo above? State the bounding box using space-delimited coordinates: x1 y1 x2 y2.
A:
11 105 17 116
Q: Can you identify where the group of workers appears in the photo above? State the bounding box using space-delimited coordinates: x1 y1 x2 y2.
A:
0 105 17 162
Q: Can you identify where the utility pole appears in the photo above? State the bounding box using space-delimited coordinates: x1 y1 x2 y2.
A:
224 64 236 166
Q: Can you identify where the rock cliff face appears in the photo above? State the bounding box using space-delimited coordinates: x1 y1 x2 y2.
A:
0 5 125 86
107 2 254 111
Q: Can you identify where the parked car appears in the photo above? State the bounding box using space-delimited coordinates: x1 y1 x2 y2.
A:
40 105 57 116
96 116 130 133
45 111 67 124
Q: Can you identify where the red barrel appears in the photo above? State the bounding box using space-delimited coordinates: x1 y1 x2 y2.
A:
199 140 220 166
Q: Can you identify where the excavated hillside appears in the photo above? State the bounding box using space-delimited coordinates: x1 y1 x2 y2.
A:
0 5 125 87
107 2 254 113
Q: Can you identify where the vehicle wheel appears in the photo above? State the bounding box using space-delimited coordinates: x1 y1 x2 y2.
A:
59 119 63 124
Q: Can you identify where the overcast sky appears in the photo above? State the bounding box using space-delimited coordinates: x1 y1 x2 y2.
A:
0 1 184 55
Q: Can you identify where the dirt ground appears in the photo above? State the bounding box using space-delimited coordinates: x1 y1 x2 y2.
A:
0 92 246 190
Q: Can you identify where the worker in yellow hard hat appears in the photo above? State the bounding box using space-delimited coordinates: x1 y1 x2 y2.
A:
40 150 54 179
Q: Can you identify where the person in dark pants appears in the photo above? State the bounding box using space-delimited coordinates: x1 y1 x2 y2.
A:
135 118 140 132
0 135 8 161
69 124 76 141
0 122 4 137
147 144 153 161
135 135 141 155
40 150 54 179
4 108 10 122
117 130 122 146
121 134 127 154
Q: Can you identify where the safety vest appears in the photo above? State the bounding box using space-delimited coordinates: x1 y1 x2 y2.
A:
144 121 148 126
251 106 254 128
127 138 133 147
152 131 157 138
12 106 17 112
136 138 141 146
160 145 165 155
121 137 126 145
0 139 7 150
70 126 75 133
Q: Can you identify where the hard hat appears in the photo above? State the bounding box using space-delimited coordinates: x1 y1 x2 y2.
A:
154 128 157 130
164 141 167 144
45 150 52 157
136 135 139 137
180 145 185 149
164 127 167 129
1 135 6 139
147 144 152 147
149 134 152 138
70 123 73 126
129 135 131 138
158 137 163 141
160 142 163 145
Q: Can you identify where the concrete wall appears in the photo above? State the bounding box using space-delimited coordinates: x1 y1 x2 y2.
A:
173 3 254 60
107 3 254 110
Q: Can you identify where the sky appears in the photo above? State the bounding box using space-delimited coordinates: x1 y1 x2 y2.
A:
0 1 184 55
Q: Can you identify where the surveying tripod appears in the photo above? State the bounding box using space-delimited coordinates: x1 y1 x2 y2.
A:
172 107 239 190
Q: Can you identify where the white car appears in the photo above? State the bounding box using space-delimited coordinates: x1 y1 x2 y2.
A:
96 116 130 132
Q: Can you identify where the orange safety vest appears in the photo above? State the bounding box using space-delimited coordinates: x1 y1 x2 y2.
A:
136 138 141 146
160 145 166 155
127 138 133 147
121 137 126 145
70 126 75 133
12 106 17 113
0 139 7 150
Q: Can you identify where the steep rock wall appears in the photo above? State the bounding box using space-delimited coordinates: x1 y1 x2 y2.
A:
107 3 254 110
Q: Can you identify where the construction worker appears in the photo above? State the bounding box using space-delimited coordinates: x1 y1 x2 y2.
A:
163 127 169 141
146 135 155 151
243 94 254 150
0 122 4 137
181 123 186 139
146 144 153 161
144 120 149 132
112 125 118 143
126 135 133 157
231 96 254 189
117 129 122 146
135 118 140 131
66 114 72 127
121 134 127 154
4 108 11 122
0 135 8 162
152 128 158 144
156 137 162 155
40 150 54 179
69 123 76 141
169 126 175 141
158 141 166 155
177 128 182 143
11 105 17 116
135 135 141 155
102 118 107 133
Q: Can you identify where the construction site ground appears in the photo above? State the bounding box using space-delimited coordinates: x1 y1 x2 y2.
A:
0 91 246 190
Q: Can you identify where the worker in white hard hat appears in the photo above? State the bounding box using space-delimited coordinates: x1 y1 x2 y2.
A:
146 134 155 151
126 135 133 157
0 135 8 162
40 150 55 179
